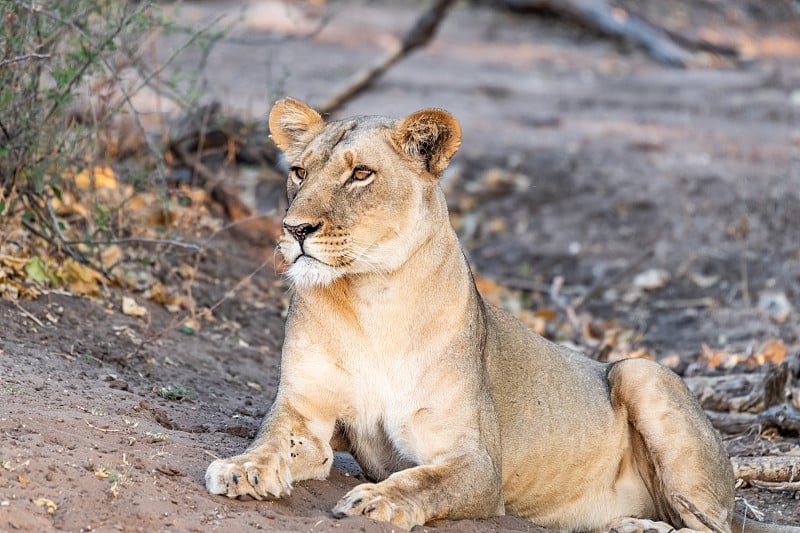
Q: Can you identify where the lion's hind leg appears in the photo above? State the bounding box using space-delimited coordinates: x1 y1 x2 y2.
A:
607 358 734 533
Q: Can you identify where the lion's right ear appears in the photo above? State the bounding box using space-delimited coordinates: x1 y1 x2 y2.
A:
268 98 325 159
392 108 461 178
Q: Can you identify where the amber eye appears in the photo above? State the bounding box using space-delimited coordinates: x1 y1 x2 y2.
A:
352 167 373 181
291 167 306 181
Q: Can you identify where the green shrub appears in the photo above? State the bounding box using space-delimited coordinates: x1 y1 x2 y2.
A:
0 0 157 196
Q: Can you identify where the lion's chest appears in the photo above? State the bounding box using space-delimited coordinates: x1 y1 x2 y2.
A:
332 326 455 480
294 283 471 480
337 353 430 480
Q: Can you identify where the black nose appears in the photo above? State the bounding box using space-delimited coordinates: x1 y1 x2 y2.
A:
283 222 321 244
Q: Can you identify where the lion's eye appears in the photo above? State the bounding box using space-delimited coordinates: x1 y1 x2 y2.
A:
351 167 373 181
291 167 306 181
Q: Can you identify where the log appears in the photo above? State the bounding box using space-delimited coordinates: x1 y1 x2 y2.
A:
731 456 800 485
749 480 800 491
684 355 799 414
706 404 800 435
499 0 690 67
761 404 800 433
763 355 799 408
683 374 764 413
705 410 758 434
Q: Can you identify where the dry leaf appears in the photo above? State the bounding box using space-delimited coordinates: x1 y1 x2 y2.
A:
533 308 558 322
18 475 29 485
0 254 28 274
122 296 147 317
633 269 671 291
51 191 89 217
688 272 719 289
74 165 117 190
32 498 57 514
474 276 506 302
608 348 654 363
100 245 123 269
148 282 179 306
177 263 197 280
58 258 101 296
659 353 682 369
754 339 786 367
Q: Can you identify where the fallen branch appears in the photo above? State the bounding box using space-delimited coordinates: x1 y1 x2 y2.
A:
705 411 757 434
85 419 120 433
685 356 799 414
662 28 739 58
748 480 800 491
0 53 51 68
763 355 799 409
13 301 45 328
760 404 800 433
684 374 764 413
20 196 109 280
317 0 455 115
499 0 690 67
732 456 800 485
706 404 800 435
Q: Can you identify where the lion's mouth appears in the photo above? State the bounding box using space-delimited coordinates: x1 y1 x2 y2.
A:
294 253 331 268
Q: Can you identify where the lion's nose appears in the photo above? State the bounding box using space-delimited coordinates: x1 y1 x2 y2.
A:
283 221 321 245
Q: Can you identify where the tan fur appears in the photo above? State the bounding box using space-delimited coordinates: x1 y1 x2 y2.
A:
206 99 798 533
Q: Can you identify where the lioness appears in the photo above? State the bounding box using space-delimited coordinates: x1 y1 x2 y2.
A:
206 98 793 533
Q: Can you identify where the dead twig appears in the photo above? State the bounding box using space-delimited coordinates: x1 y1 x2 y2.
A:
737 497 766 521
20 194 109 279
13 301 45 328
0 53 51 67
652 297 716 310
61 236 202 252
85 419 120 433
748 480 800 491
318 0 455 115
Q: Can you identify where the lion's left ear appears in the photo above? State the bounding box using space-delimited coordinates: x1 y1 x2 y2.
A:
268 97 325 160
392 109 461 177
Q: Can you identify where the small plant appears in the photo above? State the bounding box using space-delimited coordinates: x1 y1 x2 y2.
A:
96 464 131 498
144 430 168 441
0 0 229 287
153 384 195 401
1 1 157 192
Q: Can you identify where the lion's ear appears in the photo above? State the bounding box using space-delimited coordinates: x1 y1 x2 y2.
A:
268 98 325 158
392 109 461 177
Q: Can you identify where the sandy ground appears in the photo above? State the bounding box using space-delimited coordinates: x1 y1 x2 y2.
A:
1 0 799 531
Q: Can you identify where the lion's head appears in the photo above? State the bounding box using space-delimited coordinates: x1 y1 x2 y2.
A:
268 98 461 289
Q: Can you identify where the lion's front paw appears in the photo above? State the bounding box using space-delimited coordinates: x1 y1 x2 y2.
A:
205 452 292 500
332 482 425 531
605 518 678 533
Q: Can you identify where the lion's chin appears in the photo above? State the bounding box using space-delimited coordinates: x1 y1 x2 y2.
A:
286 256 341 289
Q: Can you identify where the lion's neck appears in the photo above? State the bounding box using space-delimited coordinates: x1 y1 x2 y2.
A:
299 221 474 336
